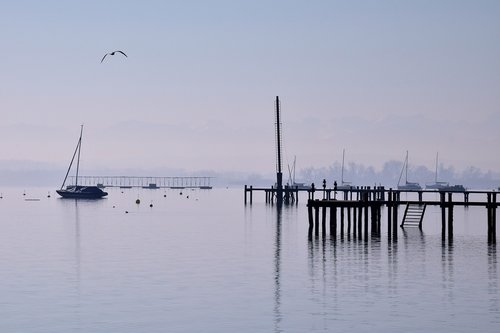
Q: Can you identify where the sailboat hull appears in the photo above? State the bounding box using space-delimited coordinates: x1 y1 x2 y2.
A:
57 186 108 199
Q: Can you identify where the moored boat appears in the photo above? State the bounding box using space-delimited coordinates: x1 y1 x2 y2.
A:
397 151 422 190
56 126 108 199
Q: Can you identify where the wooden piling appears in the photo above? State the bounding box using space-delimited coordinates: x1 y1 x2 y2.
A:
388 190 392 237
322 206 327 235
493 193 497 243
440 192 446 240
340 207 345 238
308 204 313 235
448 193 453 240
364 194 369 240
392 192 398 239
347 207 351 235
352 206 357 237
358 204 362 239
314 205 319 236
330 206 337 237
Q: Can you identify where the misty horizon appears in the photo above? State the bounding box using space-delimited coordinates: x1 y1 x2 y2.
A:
1 157 499 189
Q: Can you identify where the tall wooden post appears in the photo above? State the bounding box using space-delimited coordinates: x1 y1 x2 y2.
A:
275 96 283 205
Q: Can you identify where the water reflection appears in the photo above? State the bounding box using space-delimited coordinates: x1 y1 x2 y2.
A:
73 200 82 328
274 205 282 333
74 200 81 286
488 244 498 318
441 235 455 302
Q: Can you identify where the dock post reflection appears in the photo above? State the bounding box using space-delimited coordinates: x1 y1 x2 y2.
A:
273 204 282 333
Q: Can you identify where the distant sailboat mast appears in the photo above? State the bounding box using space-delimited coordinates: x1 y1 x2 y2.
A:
341 148 345 185
405 151 408 185
435 152 439 183
397 151 409 187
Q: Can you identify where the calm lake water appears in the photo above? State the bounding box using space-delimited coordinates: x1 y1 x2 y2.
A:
0 187 498 332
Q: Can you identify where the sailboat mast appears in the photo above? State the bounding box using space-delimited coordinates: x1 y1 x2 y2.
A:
435 152 439 183
75 125 83 187
341 148 345 184
405 151 409 184
60 127 83 190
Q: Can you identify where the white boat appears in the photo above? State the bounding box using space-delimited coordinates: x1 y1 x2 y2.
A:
397 151 422 190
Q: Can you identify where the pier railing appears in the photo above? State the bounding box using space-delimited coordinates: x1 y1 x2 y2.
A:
70 176 213 189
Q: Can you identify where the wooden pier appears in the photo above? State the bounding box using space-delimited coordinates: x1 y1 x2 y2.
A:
244 185 301 205
69 176 213 189
306 187 498 243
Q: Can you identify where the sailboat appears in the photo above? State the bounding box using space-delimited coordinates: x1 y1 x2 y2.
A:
397 151 422 190
56 126 108 199
336 148 353 190
425 153 466 192
426 153 449 190
286 156 310 190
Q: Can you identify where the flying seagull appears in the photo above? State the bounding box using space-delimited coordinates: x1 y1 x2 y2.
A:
101 50 128 63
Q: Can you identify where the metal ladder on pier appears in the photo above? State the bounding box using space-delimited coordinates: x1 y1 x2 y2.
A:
401 203 426 228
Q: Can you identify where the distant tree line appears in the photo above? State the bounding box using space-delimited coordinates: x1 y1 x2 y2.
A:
298 161 500 190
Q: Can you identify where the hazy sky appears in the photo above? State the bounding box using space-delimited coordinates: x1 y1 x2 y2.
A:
1 0 499 175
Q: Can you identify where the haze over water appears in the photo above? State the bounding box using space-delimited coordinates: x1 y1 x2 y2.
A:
0 188 498 332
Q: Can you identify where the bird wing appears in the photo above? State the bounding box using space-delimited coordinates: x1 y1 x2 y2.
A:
116 50 128 57
101 53 109 63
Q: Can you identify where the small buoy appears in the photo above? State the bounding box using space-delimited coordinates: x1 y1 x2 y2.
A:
112 205 116 208
149 203 153 208
186 195 189 199
136 199 140 204
125 211 129 214
179 192 183 195
163 194 166 198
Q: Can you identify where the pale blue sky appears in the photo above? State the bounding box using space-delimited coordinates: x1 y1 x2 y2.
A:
1 0 499 175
